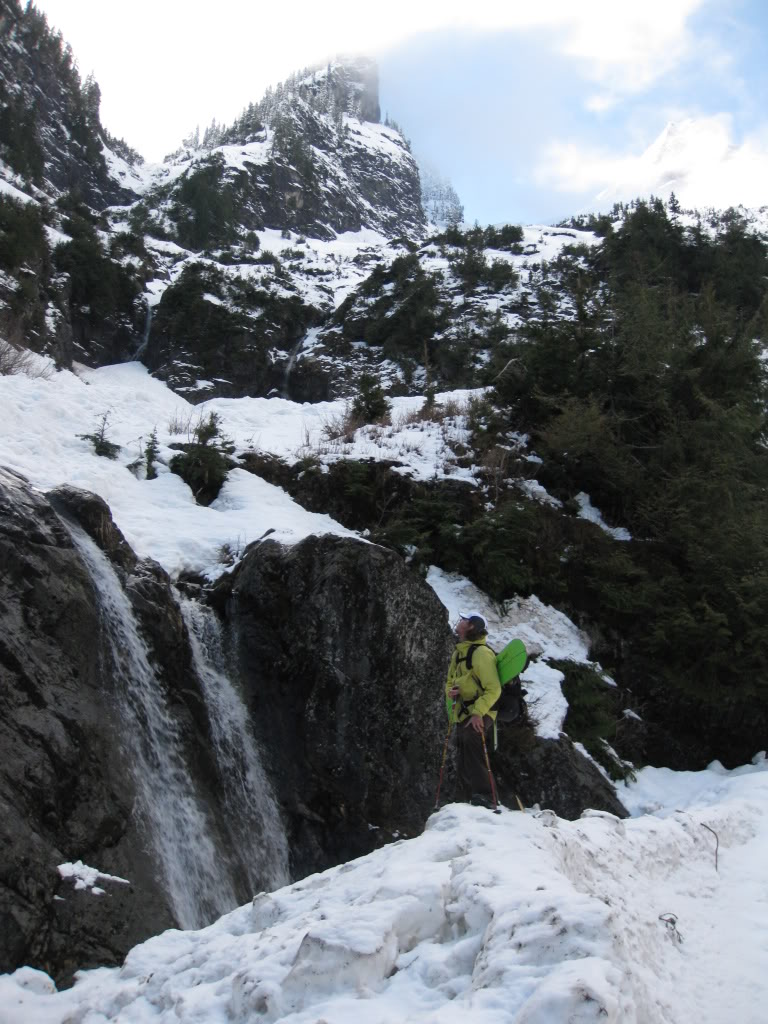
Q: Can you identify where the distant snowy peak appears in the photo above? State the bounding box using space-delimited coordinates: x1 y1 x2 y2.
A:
596 115 767 212
642 118 734 173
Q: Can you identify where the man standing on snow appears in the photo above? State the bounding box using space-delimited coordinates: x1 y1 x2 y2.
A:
445 611 502 808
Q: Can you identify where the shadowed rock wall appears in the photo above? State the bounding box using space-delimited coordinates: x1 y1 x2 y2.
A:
212 534 455 875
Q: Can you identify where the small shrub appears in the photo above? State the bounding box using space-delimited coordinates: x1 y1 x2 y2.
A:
439 397 466 419
193 411 223 446
145 427 159 479
78 411 121 459
169 410 234 504
350 373 389 423
321 406 363 443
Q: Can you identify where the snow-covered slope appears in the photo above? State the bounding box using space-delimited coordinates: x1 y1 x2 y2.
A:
0 360 361 578
595 116 768 213
2 756 766 1023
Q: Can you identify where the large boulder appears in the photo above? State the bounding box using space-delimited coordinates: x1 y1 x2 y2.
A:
212 533 629 876
212 533 455 876
495 732 629 819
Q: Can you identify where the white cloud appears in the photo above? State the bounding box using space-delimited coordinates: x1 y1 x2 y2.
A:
535 115 768 210
33 0 707 160
556 1 703 92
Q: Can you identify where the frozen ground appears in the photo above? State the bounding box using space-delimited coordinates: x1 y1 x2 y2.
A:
1 755 766 1024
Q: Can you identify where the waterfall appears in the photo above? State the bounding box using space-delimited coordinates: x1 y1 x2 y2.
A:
179 596 290 893
282 328 320 397
69 525 238 929
135 302 152 361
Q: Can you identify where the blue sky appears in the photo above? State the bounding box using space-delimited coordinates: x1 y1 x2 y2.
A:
379 1 768 222
30 0 768 223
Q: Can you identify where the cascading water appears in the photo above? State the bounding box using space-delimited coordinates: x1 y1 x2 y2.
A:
180 596 290 892
68 525 238 929
282 327 320 397
135 302 152 361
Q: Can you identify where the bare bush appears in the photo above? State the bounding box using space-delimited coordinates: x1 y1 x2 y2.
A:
167 408 195 436
394 396 469 430
393 404 429 428
478 445 511 501
321 405 366 443
438 396 467 419
0 339 52 379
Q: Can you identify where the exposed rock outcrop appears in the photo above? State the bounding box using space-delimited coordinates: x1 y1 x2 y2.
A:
212 533 455 876
495 732 629 819
0 474 282 984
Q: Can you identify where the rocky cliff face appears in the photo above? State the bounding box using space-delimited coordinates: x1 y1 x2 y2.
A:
211 533 455 875
0 1 134 207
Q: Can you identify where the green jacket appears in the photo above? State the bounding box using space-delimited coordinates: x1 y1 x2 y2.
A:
445 638 502 723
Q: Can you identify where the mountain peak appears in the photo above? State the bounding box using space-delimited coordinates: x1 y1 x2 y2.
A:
595 115 764 210
297 56 381 123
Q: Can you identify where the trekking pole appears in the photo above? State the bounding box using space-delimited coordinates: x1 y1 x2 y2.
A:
433 704 455 811
480 727 502 814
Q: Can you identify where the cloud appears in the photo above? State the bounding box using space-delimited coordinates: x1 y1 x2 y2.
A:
554 1 703 93
535 115 768 210
382 1 708 98
34 0 708 159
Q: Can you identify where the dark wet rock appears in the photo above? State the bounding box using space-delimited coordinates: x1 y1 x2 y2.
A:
496 733 629 819
0 469 174 984
48 486 137 572
212 533 454 876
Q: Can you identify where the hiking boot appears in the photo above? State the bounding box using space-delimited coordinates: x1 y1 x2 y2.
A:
470 793 496 809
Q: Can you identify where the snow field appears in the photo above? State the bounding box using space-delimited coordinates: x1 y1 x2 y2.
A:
0 362 491 579
2 756 766 1023
0 361 360 578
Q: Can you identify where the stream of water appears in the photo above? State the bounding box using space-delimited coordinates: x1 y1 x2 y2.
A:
69 525 288 928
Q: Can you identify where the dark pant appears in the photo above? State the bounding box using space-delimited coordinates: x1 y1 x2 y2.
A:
455 715 495 799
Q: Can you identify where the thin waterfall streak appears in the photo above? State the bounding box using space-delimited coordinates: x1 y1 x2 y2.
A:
282 330 310 396
135 302 152 360
180 597 290 892
68 525 237 928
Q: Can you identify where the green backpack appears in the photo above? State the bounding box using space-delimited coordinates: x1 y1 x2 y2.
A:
451 638 529 722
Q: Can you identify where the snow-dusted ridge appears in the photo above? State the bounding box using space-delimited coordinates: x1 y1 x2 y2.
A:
2 755 766 1023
